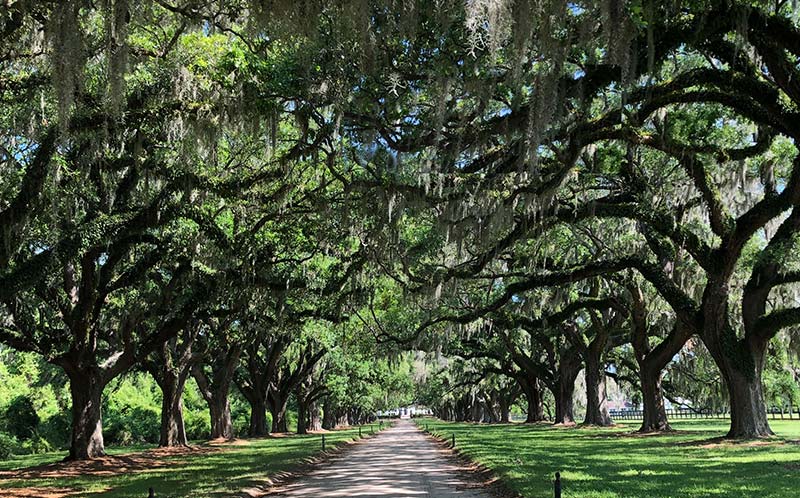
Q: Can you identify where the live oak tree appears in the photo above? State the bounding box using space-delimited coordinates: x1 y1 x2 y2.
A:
145 320 203 447
347 1 800 439
6 0 800 455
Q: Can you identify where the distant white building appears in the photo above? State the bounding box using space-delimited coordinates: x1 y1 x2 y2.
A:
378 405 433 418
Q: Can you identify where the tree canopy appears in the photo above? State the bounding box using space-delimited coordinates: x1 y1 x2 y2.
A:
2 0 800 460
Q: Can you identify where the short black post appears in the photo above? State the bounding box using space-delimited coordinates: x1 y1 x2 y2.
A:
322 434 326 451
554 472 561 498
148 488 155 498
451 433 455 448
359 426 362 438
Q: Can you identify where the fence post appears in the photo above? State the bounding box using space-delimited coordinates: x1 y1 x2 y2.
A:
322 434 326 451
148 488 155 498
554 472 562 498
452 433 455 448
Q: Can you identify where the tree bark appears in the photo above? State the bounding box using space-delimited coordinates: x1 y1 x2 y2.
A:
158 370 190 447
66 367 106 460
520 376 544 423
713 340 773 438
554 350 581 425
268 394 289 433
583 348 613 426
246 394 269 437
322 397 336 429
209 395 233 440
309 400 322 431
192 356 238 440
555 378 576 425
297 397 309 434
639 365 671 432
498 394 510 423
629 284 682 433
703 282 774 438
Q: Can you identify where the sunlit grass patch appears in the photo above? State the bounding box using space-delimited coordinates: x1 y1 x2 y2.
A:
0 426 371 497
419 418 800 498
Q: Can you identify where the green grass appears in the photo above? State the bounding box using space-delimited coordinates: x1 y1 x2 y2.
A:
0 426 378 497
417 418 800 498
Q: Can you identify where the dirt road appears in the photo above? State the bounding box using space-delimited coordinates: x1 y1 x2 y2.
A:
271 420 493 497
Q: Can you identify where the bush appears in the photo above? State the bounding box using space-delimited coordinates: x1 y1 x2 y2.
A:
184 411 210 441
231 403 250 437
22 433 53 454
105 406 160 445
0 432 18 461
39 412 71 450
4 396 40 440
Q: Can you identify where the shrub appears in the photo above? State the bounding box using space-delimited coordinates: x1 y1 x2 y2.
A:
105 406 160 445
0 432 18 461
4 396 40 440
39 412 71 450
22 433 53 454
184 411 210 441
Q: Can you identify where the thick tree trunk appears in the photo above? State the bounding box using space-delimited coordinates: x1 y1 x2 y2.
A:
322 397 336 429
309 401 322 431
583 350 613 426
209 396 233 439
703 278 773 438
269 396 289 433
718 346 773 438
159 371 189 447
638 366 671 433
191 345 240 441
520 377 544 423
297 397 309 435
554 356 581 425
498 395 510 423
248 396 269 437
67 368 106 460
555 381 576 425
701 284 774 439
239 387 269 437
629 285 683 433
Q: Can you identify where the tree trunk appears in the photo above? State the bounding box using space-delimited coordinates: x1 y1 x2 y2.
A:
583 349 613 426
717 343 773 438
297 397 309 435
638 366 671 433
248 396 269 437
309 400 322 431
209 395 233 439
269 395 289 433
322 397 336 429
239 386 269 437
498 395 510 423
554 356 581 425
629 285 685 433
67 367 106 460
191 345 240 441
554 380 576 425
703 277 773 438
159 371 189 447
520 377 544 423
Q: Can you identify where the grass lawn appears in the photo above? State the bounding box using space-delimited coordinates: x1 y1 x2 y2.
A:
417 418 800 498
0 425 379 497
